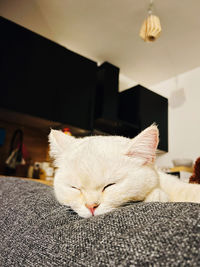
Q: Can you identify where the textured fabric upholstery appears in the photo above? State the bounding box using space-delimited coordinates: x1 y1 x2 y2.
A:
0 177 200 266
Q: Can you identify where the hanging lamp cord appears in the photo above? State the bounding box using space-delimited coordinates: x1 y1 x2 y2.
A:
148 0 154 15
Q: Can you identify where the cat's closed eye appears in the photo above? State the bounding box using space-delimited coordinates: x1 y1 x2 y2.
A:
71 186 80 191
102 183 116 192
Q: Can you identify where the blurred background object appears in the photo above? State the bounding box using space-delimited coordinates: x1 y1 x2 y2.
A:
189 157 200 184
0 128 6 146
172 158 193 168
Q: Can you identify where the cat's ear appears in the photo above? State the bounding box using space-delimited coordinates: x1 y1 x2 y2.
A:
48 129 75 159
125 125 159 164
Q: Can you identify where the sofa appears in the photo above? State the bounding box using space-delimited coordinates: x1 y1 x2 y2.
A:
0 177 200 266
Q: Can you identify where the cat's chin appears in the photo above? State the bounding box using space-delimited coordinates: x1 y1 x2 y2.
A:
73 208 93 218
76 206 116 218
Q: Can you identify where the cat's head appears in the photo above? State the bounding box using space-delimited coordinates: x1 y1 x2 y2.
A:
49 125 159 218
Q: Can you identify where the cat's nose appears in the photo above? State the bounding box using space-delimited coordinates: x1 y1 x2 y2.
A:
85 203 99 216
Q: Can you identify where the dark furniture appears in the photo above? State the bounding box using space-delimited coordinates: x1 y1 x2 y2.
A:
94 63 168 151
0 177 200 266
95 62 119 122
0 16 97 132
119 85 168 151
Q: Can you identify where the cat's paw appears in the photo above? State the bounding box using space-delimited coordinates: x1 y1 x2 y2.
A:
144 188 170 202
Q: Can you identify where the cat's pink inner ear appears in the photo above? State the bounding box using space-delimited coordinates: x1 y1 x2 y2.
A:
126 125 159 164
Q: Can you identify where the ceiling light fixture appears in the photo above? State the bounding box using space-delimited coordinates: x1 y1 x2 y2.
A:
139 0 162 42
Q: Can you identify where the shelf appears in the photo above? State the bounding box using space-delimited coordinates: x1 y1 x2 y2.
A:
0 108 91 137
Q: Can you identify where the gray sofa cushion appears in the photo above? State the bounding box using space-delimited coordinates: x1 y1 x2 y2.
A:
0 177 200 267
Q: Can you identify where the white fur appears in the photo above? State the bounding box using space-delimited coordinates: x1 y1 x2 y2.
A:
49 126 200 218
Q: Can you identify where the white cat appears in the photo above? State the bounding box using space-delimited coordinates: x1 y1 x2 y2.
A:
49 125 200 218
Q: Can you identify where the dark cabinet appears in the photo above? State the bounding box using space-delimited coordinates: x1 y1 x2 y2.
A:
119 85 168 151
94 62 139 137
95 62 119 121
0 16 97 131
94 62 120 134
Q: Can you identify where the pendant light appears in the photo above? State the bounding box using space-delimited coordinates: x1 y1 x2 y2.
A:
139 0 162 42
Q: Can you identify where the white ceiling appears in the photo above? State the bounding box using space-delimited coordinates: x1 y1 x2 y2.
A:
1 0 200 89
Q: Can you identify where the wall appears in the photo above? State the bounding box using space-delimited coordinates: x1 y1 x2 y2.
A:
150 67 200 168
